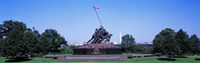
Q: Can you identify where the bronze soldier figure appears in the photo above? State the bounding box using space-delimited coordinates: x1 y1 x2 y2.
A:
87 26 112 44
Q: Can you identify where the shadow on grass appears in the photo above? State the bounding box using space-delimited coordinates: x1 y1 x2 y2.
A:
157 58 176 61
5 59 32 62
195 58 200 61
44 57 57 59
174 56 188 58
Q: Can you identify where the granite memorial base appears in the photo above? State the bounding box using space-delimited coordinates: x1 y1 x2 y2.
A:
73 43 122 55
73 48 121 55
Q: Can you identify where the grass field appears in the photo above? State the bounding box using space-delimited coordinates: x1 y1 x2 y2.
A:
0 56 199 63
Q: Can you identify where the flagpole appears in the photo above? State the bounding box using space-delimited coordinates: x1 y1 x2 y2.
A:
93 6 103 26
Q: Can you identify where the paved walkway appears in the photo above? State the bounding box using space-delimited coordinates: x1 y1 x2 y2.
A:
128 54 153 57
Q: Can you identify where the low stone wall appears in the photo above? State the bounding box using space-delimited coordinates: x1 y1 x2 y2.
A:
57 55 127 62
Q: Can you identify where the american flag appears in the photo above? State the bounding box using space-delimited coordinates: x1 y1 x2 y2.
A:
94 6 100 10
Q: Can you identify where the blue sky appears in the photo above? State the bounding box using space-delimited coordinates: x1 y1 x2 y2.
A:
0 0 200 44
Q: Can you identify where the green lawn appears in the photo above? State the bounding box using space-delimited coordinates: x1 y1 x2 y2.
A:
0 56 199 63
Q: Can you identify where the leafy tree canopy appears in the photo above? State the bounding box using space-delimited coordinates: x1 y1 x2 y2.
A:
153 28 178 59
175 29 189 57
121 34 136 53
188 34 200 54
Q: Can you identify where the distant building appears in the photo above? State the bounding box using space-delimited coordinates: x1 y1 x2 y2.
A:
68 42 83 46
136 42 152 47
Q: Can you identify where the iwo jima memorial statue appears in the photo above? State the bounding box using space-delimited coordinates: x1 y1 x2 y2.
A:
73 26 121 55
73 7 122 55
56 7 127 62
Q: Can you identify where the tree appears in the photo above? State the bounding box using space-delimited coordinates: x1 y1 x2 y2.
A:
0 20 31 59
152 34 164 53
175 29 189 57
121 34 136 53
0 20 68 59
153 28 179 59
0 29 4 56
0 35 4 56
39 29 67 54
188 34 200 55
23 28 39 57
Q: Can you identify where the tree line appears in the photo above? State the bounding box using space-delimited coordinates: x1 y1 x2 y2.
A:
1 20 199 60
153 28 200 59
0 20 67 59
121 28 200 57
